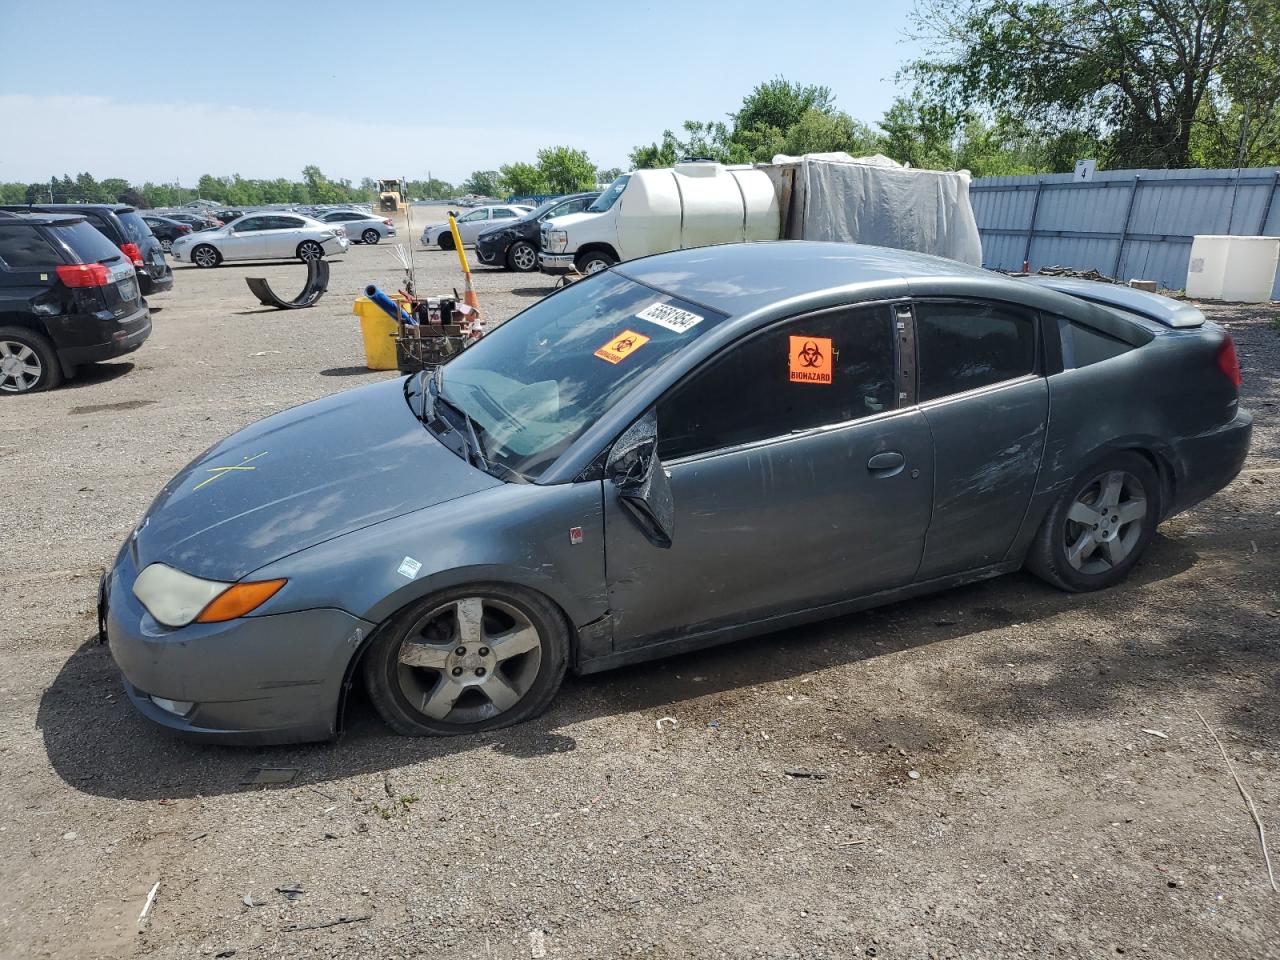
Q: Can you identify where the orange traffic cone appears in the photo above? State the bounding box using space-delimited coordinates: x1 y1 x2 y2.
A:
462 272 480 311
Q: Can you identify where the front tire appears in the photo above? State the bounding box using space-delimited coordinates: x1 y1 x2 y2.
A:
192 244 221 268
575 250 616 274
361 229 380 245
438 233 455 251
363 584 569 737
507 240 537 272
1027 451 1160 592
0 327 62 394
297 240 324 262
160 238 173 253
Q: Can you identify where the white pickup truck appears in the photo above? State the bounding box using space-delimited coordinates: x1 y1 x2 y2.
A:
538 161 780 275
538 154 983 274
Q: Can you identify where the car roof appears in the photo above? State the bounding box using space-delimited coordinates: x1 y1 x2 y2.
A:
0 210 86 227
7 202 136 214
615 241 994 315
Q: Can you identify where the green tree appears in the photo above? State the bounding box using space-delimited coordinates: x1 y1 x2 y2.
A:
781 109 881 157
630 132 681 169
499 162 550 196
734 78 837 138
463 170 503 196
905 0 1280 169
596 167 624 183
536 147 596 193
196 174 226 202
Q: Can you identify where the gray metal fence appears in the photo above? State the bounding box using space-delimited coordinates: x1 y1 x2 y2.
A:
971 166 1280 299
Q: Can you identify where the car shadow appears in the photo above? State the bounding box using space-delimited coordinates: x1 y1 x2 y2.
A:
63 361 136 388
511 286 557 298
42 531 1271 803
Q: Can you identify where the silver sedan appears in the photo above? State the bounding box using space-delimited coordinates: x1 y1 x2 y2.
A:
420 205 532 249
315 210 397 244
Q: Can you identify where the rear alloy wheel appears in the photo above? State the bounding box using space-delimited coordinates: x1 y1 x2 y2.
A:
507 240 537 272
361 228 380 245
297 240 324 262
1027 452 1159 592
363 584 569 736
575 250 616 275
192 244 220 268
0 327 61 394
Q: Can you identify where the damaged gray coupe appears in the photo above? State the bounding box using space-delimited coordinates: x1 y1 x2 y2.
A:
102 242 1251 744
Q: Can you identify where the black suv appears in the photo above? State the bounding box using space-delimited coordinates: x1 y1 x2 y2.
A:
0 212 151 393
474 192 599 272
0 203 172 295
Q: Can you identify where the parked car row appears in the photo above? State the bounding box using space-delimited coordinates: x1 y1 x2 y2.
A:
415 194 603 273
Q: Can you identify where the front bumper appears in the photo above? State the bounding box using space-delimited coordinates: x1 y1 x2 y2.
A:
474 238 508 265
1167 407 1253 516
538 252 575 275
323 235 349 254
102 550 374 745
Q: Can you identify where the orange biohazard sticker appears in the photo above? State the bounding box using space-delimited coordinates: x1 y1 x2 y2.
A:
595 329 650 364
789 335 833 384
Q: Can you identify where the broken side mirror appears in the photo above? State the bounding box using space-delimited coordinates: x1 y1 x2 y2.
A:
606 409 674 548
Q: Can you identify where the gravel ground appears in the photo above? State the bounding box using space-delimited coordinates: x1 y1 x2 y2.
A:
1 224 1278 959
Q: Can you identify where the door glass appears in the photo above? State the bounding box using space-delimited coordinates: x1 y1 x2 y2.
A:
460 209 488 222
657 305 897 461
915 300 1036 402
235 218 267 232
492 208 516 219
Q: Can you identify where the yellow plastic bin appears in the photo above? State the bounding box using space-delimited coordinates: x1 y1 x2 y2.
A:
353 296 400 370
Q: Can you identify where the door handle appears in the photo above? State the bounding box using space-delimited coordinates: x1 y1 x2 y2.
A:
867 451 906 475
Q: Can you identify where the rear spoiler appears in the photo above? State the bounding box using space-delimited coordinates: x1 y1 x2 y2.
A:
1018 276 1205 328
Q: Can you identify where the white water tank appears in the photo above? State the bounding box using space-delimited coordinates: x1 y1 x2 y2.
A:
1185 235 1280 302
616 162 781 259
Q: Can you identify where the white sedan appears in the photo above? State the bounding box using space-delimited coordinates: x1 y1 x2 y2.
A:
420 205 532 250
170 213 349 268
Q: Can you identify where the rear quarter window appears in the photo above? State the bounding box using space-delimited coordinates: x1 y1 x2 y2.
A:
1057 317 1133 369
0 227 63 268
52 220 125 264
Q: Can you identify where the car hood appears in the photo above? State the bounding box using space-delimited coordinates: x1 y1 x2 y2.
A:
543 211 600 231
132 377 501 581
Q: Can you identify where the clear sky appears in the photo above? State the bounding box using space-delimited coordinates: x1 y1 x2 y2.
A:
0 0 922 187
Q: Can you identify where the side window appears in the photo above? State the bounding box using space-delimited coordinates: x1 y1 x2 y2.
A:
235 217 266 232
492 208 517 219
460 209 488 222
1056 316 1132 369
657 305 897 461
915 300 1036 402
269 216 304 229
0 228 61 269
85 213 115 241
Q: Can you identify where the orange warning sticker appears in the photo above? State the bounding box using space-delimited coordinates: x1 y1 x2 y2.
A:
595 329 650 365
789 335 833 384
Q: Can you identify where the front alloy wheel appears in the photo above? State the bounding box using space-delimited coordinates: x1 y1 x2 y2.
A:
508 240 537 272
363 584 568 736
192 244 220 268
297 240 324 262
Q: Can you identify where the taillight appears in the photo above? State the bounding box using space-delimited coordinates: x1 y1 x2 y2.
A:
120 242 143 265
56 263 111 288
177 224 191 233
1216 335 1242 388
383 219 393 226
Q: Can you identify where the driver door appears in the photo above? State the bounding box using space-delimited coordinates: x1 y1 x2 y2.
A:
603 303 934 651
222 216 269 259
457 209 490 243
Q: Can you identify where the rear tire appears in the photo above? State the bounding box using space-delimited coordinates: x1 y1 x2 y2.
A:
192 244 221 268
575 250 616 274
361 229 380 245
0 326 62 394
507 240 538 272
1026 451 1160 592
362 583 569 737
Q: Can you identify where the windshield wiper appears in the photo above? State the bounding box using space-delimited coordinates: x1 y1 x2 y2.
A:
430 379 490 472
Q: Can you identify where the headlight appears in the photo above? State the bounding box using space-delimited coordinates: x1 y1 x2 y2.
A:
132 563 286 627
545 229 568 253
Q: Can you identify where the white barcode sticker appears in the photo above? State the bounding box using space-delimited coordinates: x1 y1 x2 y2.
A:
637 301 704 333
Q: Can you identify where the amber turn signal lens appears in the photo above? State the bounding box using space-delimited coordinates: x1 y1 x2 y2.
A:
195 579 287 623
